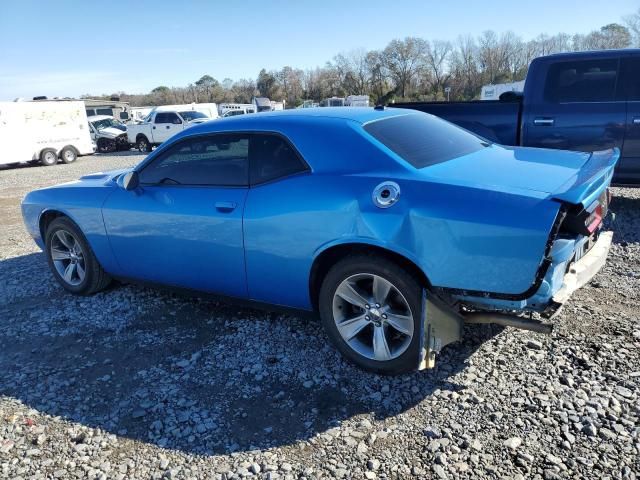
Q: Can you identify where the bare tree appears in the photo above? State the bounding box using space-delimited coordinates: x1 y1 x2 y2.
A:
382 37 428 99
425 40 452 97
625 8 640 46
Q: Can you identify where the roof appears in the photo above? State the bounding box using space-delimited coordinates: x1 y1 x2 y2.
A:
87 115 114 121
539 48 640 60
216 107 412 125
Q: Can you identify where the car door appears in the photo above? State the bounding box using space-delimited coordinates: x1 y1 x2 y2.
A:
102 133 250 297
153 112 183 143
618 55 640 184
523 55 626 154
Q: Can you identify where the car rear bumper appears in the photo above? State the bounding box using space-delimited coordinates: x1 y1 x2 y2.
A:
551 230 612 304
452 230 613 314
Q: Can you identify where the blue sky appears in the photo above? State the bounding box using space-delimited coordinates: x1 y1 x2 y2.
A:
0 0 637 100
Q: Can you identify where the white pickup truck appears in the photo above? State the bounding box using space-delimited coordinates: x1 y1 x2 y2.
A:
127 109 210 152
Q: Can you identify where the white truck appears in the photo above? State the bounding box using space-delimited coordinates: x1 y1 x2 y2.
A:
0 100 95 167
126 108 210 152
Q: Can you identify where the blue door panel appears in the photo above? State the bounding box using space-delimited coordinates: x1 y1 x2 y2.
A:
102 186 248 297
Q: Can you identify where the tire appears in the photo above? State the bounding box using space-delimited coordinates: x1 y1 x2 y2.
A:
60 147 78 164
45 217 112 295
97 138 116 153
319 254 423 375
40 149 58 166
136 136 151 153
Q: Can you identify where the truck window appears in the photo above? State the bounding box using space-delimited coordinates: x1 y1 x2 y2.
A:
155 112 180 124
544 59 619 103
617 57 640 101
96 108 113 116
364 113 489 169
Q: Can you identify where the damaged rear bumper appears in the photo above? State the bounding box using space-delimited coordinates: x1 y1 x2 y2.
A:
552 230 612 303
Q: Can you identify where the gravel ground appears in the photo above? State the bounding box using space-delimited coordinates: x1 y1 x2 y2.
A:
0 154 638 480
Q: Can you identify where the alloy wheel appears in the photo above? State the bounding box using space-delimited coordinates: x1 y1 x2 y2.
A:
50 229 86 286
332 273 414 361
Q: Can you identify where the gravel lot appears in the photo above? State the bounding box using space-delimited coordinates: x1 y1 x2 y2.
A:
0 153 638 480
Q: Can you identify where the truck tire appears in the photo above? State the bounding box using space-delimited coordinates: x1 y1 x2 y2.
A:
97 138 116 153
60 147 78 164
40 149 58 166
136 136 151 153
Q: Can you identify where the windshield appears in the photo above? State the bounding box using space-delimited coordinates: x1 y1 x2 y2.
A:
91 118 124 131
364 113 489 168
179 111 208 121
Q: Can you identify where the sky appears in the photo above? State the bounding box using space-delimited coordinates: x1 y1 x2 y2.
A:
0 0 637 100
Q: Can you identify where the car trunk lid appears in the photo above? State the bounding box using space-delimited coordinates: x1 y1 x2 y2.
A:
420 145 618 204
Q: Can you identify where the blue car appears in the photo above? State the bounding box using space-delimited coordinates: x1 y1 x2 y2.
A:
21 108 617 374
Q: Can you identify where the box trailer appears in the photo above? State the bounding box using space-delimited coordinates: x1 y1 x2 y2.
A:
0 100 95 166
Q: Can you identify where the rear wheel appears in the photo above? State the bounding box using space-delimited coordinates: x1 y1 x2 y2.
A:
40 149 58 166
60 147 78 164
45 217 112 295
319 255 422 375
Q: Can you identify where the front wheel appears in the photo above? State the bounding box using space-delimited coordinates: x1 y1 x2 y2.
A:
45 217 112 295
319 255 423 375
136 136 151 152
97 138 116 153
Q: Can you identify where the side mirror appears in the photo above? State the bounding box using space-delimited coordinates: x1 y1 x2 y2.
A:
122 171 139 191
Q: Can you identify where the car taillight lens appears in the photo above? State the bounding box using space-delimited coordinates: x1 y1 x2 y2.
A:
585 204 602 234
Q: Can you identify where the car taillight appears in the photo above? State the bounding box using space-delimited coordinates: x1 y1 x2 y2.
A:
585 204 602 234
560 190 608 236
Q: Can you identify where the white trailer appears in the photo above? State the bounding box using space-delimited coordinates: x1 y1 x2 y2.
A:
345 95 370 107
480 81 525 100
0 100 95 167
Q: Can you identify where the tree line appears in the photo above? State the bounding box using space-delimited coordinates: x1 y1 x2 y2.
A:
88 9 640 108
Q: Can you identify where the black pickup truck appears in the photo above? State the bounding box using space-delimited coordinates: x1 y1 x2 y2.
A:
393 49 640 185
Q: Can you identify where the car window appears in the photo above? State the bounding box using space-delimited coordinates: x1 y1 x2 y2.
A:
154 112 169 123
364 113 489 169
544 59 619 103
617 57 640 101
139 134 249 186
249 134 308 185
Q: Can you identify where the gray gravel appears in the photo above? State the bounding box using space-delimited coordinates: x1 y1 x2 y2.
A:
0 154 638 480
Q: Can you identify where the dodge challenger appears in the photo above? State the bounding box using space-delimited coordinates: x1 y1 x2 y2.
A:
21 107 618 374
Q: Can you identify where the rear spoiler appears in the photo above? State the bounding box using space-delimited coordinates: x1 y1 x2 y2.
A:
552 148 620 207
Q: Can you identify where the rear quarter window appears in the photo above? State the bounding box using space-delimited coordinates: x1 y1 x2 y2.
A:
364 113 488 168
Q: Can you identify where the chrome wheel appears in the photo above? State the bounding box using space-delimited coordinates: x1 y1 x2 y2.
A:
42 151 57 165
50 230 86 286
63 149 75 162
332 273 414 361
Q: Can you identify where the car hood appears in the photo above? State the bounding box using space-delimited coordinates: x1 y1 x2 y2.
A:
95 127 126 139
421 144 593 196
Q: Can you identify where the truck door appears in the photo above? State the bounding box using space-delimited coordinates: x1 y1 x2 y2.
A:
153 112 183 143
523 56 626 159
618 56 640 184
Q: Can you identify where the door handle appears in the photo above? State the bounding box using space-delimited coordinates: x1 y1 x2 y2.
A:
633 117 640 125
215 201 237 212
153 126 156 129
534 118 555 126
